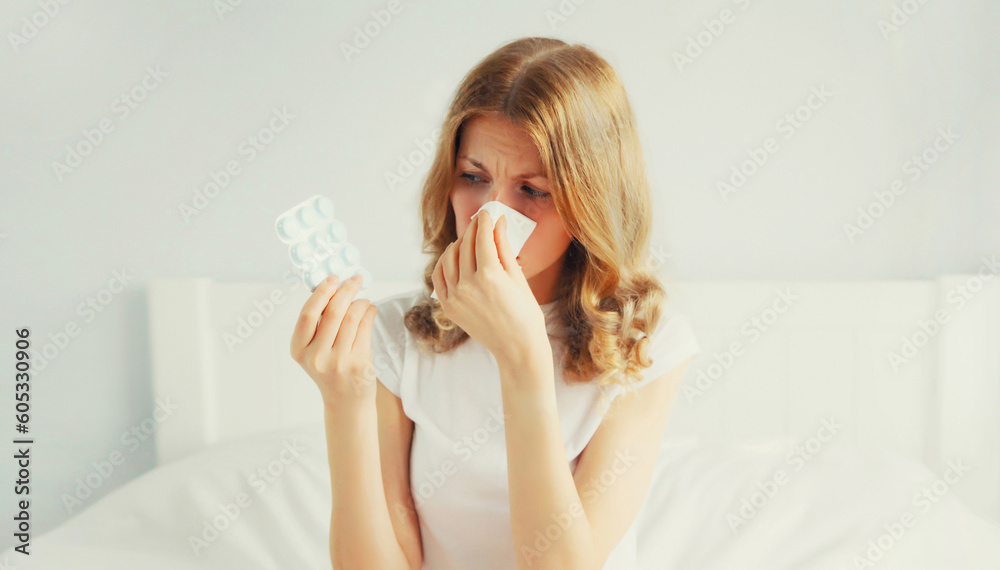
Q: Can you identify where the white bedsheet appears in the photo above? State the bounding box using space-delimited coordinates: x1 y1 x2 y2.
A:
4 424 998 569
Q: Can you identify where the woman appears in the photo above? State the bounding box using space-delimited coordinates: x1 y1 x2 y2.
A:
290 37 700 570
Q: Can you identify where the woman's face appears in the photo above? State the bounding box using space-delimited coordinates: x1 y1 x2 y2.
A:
450 114 574 299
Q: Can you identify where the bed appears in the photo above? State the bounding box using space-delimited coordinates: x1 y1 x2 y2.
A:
4 276 999 569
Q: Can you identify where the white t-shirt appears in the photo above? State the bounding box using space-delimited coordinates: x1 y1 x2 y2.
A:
370 288 701 570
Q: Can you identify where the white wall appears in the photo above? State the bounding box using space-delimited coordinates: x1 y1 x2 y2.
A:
0 0 996 550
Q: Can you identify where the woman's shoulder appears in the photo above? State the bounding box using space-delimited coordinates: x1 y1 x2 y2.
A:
652 298 695 332
605 298 701 398
646 298 699 352
644 299 700 368
372 287 426 322
370 287 426 398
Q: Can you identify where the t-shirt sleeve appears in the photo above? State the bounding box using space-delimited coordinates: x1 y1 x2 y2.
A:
623 307 701 394
370 296 409 399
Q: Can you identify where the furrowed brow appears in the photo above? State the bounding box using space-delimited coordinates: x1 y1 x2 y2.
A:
458 155 546 180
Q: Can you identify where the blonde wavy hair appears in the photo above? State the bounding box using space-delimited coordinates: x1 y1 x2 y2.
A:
403 36 673 397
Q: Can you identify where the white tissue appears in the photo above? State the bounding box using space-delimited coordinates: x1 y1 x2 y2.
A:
431 201 536 300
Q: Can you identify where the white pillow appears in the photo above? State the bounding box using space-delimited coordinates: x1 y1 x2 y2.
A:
635 436 1000 570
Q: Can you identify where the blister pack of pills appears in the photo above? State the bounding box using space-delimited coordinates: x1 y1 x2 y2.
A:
274 194 372 292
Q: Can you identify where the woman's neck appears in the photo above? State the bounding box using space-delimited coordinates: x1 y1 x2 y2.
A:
525 252 565 305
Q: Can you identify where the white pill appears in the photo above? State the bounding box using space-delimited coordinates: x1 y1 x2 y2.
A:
311 231 332 252
277 216 301 240
341 243 361 266
315 197 334 218
290 242 313 265
327 219 348 243
298 206 319 229
325 255 347 276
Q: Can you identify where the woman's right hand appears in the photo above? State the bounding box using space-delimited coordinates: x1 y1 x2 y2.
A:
290 273 379 408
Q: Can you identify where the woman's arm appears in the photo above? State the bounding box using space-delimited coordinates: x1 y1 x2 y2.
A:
288 275 416 569
375 380 424 569
498 354 599 570
499 352 694 570
325 390 416 570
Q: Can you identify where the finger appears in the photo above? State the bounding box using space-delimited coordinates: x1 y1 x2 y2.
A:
431 257 448 301
477 209 500 270
495 215 520 274
443 241 459 295
329 298 371 363
352 303 378 355
432 251 448 300
312 276 365 350
353 304 380 393
460 210 479 280
290 274 342 357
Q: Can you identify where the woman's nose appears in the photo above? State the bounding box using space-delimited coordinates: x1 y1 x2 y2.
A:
486 185 512 205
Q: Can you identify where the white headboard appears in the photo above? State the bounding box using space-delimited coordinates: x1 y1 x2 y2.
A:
147 276 1000 523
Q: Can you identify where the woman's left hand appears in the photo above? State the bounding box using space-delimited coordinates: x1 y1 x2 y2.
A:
432 209 551 371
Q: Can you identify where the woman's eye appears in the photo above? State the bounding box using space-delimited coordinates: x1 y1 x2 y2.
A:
522 186 550 200
460 173 484 185
460 173 549 200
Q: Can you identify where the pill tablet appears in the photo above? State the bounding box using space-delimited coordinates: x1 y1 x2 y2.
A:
290 242 314 265
315 196 334 218
276 217 301 240
327 219 348 243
